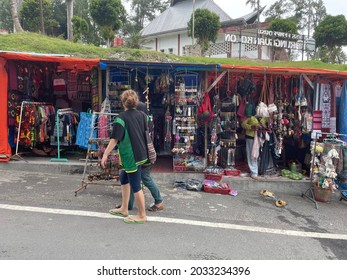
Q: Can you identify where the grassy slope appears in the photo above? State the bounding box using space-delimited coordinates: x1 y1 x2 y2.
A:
1 32 347 71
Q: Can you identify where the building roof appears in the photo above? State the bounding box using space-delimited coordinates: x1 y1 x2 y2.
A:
141 0 244 38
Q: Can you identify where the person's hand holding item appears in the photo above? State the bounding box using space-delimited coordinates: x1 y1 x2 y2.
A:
251 125 258 130
101 153 108 169
101 138 118 169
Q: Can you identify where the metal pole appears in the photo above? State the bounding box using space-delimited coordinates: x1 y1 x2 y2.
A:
192 0 195 45
15 101 24 156
239 27 242 59
257 0 260 59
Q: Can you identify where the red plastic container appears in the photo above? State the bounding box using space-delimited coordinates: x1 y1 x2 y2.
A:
204 173 223 181
203 182 231 195
224 169 241 176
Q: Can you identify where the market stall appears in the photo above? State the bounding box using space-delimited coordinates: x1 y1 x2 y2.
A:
0 51 100 161
99 60 220 172
198 64 347 179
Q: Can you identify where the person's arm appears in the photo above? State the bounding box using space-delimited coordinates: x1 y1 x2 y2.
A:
101 138 118 168
241 119 252 130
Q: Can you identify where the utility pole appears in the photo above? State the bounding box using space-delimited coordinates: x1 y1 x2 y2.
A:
257 0 260 59
39 0 45 35
192 0 195 45
307 0 312 60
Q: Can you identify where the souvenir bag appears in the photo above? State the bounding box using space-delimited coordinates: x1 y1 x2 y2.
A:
245 94 256 117
142 113 157 164
267 75 278 114
239 75 256 96
197 92 214 123
256 75 270 117
237 95 247 120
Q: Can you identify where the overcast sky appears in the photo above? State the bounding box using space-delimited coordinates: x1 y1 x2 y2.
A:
214 0 347 20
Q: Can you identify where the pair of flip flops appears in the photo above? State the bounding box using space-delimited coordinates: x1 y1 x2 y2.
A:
259 190 287 207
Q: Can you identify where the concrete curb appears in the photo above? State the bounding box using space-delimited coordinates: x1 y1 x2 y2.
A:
1 159 311 196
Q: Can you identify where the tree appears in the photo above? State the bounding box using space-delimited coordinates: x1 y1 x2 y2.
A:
9 0 24 32
246 0 260 11
126 0 169 33
291 0 326 36
20 0 56 33
66 0 73 41
314 15 347 63
0 0 13 32
70 0 102 46
264 0 327 37
51 0 67 37
187 8 221 55
90 0 125 47
318 46 347 64
124 31 150 49
39 0 45 34
72 15 89 42
264 0 292 20
267 18 298 60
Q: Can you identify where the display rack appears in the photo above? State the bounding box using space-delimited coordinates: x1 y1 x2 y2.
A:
50 108 76 162
108 69 130 113
11 101 52 162
302 132 347 208
219 72 238 168
172 72 204 172
75 111 121 196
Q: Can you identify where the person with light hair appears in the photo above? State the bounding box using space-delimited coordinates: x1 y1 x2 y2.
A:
101 89 148 224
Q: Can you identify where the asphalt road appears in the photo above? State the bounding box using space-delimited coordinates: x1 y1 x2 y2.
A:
1 169 347 260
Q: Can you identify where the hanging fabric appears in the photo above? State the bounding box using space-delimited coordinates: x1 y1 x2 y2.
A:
76 110 97 150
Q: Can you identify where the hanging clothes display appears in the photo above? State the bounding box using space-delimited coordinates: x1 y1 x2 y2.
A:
14 102 55 148
50 109 79 146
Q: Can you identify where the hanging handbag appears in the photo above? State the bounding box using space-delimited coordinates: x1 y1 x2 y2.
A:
197 91 214 123
256 75 270 117
237 95 247 121
142 112 157 164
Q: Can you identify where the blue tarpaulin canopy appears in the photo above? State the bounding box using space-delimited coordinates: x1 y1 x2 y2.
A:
100 60 220 71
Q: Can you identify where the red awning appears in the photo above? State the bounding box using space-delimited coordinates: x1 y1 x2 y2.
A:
220 64 347 79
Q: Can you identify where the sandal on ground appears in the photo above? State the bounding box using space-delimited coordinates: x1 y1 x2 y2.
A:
259 190 275 198
147 204 164 212
109 209 128 217
123 216 146 224
275 200 287 207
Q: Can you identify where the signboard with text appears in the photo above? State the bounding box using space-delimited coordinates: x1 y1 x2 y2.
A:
225 29 315 52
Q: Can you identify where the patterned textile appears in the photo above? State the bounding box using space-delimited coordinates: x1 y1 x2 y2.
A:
8 90 22 126
67 71 78 100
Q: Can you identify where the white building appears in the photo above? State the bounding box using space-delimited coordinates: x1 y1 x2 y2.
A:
140 0 271 60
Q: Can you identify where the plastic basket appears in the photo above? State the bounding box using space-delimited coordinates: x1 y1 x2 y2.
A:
204 173 223 181
224 169 241 176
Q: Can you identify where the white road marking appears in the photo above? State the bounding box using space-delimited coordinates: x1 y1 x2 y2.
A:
1 203 347 240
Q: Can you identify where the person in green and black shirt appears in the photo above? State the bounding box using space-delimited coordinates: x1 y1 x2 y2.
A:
101 90 148 224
